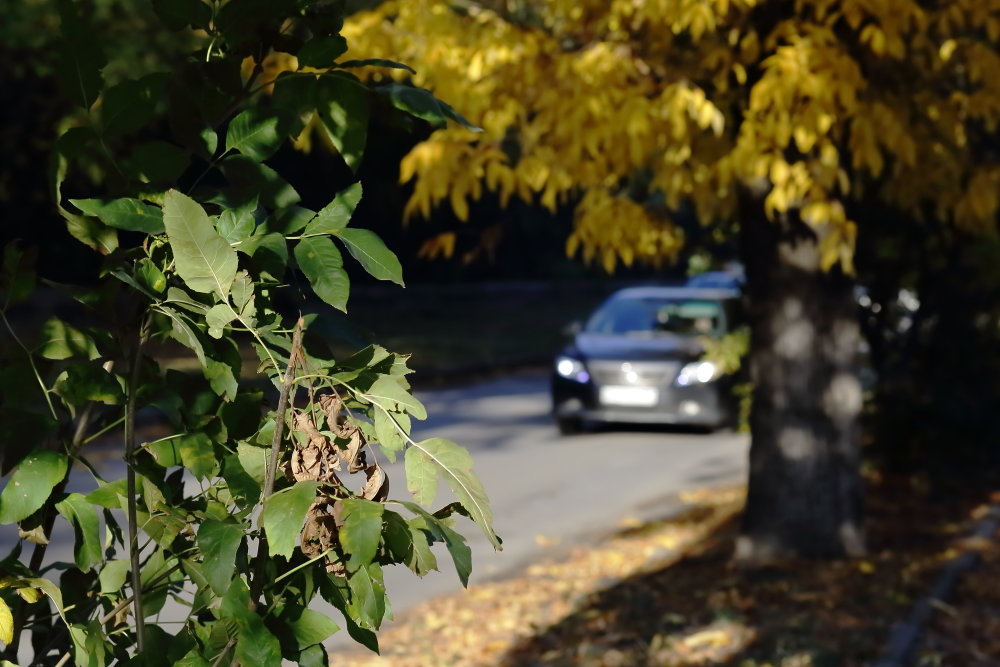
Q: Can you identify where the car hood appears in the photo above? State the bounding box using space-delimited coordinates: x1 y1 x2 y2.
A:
571 333 704 361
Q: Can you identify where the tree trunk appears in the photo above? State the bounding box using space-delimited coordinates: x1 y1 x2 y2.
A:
736 194 865 562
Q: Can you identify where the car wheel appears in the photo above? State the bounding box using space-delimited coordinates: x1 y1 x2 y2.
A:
557 417 584 435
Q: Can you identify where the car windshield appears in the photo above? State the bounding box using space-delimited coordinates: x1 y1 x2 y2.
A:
584 297 726 337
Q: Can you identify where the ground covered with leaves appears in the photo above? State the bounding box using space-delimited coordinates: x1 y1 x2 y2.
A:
332 478 1000 666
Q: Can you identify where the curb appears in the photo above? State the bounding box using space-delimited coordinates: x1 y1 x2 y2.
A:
874 499 1000 667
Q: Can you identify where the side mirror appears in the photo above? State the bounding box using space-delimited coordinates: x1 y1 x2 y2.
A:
561 320 583 337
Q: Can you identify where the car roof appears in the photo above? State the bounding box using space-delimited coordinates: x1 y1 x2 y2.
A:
607 285 741 301
685 270 745 289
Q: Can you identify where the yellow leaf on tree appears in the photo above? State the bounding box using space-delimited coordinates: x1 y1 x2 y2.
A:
0 597 13 646
336 0 1000 277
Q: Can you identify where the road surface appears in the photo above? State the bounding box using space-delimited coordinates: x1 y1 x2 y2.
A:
332 369 749 649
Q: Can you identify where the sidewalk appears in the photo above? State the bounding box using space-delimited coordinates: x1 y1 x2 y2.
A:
330 479 1000 667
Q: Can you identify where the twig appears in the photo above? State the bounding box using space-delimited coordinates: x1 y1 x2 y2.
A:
251 317 305 605
261 317 304 500
210 638 237 667
125 329 149 652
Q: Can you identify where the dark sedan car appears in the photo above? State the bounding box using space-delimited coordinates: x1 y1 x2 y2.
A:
551 286 742 434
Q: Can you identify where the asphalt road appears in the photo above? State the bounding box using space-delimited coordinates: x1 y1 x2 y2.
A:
331 369 749 650
5 369 749 658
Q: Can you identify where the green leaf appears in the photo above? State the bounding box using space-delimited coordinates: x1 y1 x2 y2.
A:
221 454 261 511
364 376 426 420
98 559 130 594
197 519 243 595
230 271 255 314
138 549 174 617
315 74 369 172
220 579 282 667
70 198 165 234
153 0 212 31
438 520 473 587
237 441 267 485
407 518 439 576
139 474 167 513
85 479 127 509
298 36 349 68
206 303 238 339
271 205 316 236
175 650 211 667
216 0 288 53
287 608 340 648
0 450 68 523
405 438 500 549
347 562 387 630
1 242 36 306
378 83 481 131
294 236 350 312
35 318 98 360
339 59 416 74
338 498 384 572
404 446 438 507
147 437 182 467
176 432 219 479
240 232 289 281
165 287 210 314
373 409 407 462
100 75 164 138
22 577 66 626
335 228 404 285
298 644 328 667
399 503 471 585
160 306 208 368
318 576 379 651
126 141 190 184
163 190 239 298
219 155 301 209
55 0 106 109
226 108 288 162
218 199 259 245
53 363 124 406
65 214 118 255
55 493 102 571
261 481 320 559
305 183 362 236
136 257 168 293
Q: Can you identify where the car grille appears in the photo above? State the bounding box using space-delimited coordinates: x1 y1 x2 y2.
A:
588 360 681 386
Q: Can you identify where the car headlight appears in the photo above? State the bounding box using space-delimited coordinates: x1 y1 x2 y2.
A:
675 360 719 386
555 355 589 382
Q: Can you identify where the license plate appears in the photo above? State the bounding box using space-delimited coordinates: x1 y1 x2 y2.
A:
599 385 659 407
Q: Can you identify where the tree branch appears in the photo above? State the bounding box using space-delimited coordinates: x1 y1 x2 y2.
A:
261 317 304 500
251 317 304 605
125 329 149 651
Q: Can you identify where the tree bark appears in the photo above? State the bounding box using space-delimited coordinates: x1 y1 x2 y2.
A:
736 192 865 562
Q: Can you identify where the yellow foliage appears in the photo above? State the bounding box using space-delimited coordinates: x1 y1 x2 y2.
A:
417 232 457 260
340 0 1000 273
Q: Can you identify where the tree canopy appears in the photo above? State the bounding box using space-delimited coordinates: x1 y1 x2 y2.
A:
340 0 1000 273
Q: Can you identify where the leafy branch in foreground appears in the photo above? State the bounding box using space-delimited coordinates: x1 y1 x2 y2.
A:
0 2 497 664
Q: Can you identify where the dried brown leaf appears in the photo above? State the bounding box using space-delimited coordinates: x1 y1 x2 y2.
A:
361 463 389 502
301 498 346 575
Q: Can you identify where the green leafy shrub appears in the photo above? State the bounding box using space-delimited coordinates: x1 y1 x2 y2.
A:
0 2 498 664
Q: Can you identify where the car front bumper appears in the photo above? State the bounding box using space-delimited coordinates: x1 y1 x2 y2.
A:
551 375 731 427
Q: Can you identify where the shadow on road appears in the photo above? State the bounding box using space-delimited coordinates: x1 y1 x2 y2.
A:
486 481 969 667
